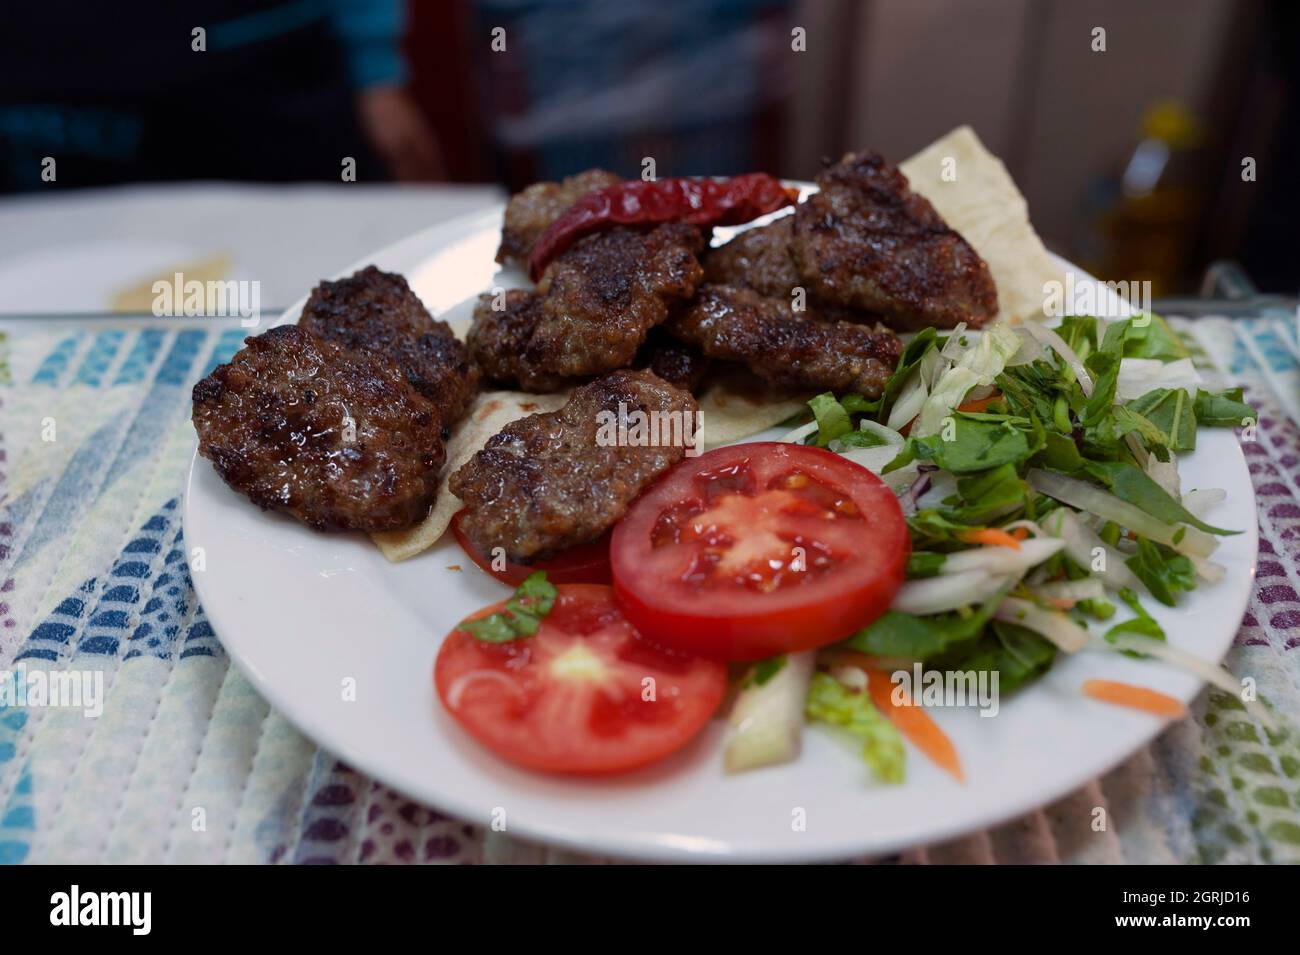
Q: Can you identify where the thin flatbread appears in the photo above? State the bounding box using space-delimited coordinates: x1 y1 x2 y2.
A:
371 390 568 562
899 125 1065 325
695 375 807 449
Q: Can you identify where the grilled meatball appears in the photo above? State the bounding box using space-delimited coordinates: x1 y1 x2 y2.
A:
703 215 803 299
299 266 479 425
529 223 705 378
666 284 901 398
496 168 623 266
634 328 712 393
192 325 445 532
465 288 573 393
791 150 997 329
449 369 697 561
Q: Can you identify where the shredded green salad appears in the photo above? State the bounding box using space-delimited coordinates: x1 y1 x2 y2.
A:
760 313 1265 784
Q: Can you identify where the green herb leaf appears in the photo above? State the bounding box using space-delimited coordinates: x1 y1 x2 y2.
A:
887 415 1032 474
744 655 788 688
845 586 1008 660
1193 387 1256 428
930 620 1058 695
1124 538 1196 607
1125 388 1196 451
1121 314 1190 361
1082 460 1238 535
906 552 947 579
458 571 558 643
1105 588 1166 645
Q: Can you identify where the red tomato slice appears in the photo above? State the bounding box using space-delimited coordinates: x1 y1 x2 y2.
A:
434 584 727 775
451 510 612 587
610 442 909 661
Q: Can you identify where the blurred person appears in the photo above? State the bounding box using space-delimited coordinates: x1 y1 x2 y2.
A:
0 0 442 191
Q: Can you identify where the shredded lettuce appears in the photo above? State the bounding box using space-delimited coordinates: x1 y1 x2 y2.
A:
805 673 904 784
910 326 1022 438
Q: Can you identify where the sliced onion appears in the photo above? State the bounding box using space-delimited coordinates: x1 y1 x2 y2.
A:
859 419 905 446
939 322 970 360
1006 326 1047 366
896 469 931 516
1023 321 1093 397
994 597 1089 653
1144 454 1180 499
839 444 902 476
892 570 1011 615
1001 519 1045 537
445 669 525 710
1116 357 1202 402
1188 555 1227 584
886 368 927 431
1182 487 1226 520
1040 507 1142 591
1099 633 1275 730
1033 578 1106 603
940 537 1065 577
1028 469 1217 559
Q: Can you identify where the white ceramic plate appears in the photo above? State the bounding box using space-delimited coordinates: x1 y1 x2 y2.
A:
183 208 1257 862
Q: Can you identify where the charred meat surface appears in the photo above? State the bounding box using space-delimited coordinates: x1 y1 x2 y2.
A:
634 328 711 393
791 150 997 329
529 223 705 378
300 266 480 425
703 215 803 299
192 325 445 533
449 369 697 561
465 288 573 393
666 284 901 398
496 168 623 266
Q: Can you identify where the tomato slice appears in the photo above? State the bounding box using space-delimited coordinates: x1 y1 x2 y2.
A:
434 584 727 774
610 442 909 661
451 510 612 587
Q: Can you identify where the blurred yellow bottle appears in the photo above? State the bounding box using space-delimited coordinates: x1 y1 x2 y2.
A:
1083 101 1205 297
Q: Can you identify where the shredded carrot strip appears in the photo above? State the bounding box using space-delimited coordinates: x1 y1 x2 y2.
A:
1010 526 1030 542
956 392 1000 414
864 668 965 782
957 527 1022 550
1082 680 1187 718
1045 596 1075 609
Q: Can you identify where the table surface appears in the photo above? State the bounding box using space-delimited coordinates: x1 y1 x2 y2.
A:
0 185 1298 864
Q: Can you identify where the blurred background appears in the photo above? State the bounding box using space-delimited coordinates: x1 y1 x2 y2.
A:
0 0 1295 302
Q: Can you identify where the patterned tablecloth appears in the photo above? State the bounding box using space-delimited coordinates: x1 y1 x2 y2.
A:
0 310 1297 865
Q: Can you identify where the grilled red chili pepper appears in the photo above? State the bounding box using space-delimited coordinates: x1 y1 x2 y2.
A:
528 173 799 281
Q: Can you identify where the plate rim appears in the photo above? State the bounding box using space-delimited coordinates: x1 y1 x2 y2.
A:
182 212 1259 863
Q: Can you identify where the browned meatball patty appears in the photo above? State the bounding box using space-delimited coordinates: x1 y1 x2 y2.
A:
704 215 803 298
666 284 901 398
634 328 711 393
299 265 480 425
192 325 445 532
791 150 997 329
449 369 697 561
465 288 573 393
529 223 705 378
496 169 623 266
